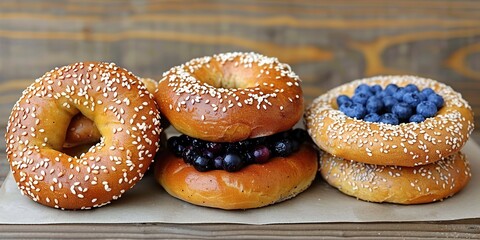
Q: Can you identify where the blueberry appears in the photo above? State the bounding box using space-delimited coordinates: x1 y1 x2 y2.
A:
206 142 223 154
392 103 413 121
290 139 301 152
339 101 353 112
409 114 425 123
420 88 435 98
191 138 205 148
182 146 197 164
364 113 381 123
416 101 438 118
243 151 256 164
336 95 351 107
379 113 399 125
393 88 408 101
341 102 367 119
402 92 423 107
382 96 398 112
273 139 293 157
352 92 372 105
371 84 383 94
428 93 444 109
366 96 384 113
355 84 373 94
202 149 215 159
192 155 211 172
222 153 243 172
167 136 185 157
225 143 242 153
213 156 224 169
404 84 419 92
253 145 271 163
384 84 400 96
252 136 267 145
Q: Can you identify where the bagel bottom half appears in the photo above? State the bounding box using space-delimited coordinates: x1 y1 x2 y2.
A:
154 144 318 210
320 151 471 204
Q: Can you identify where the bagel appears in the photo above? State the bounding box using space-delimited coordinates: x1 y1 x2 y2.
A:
5 62 162 210
305 76 474 167
155 144 318 210
154 52 304 142
64 77 160 148
320 151 471 204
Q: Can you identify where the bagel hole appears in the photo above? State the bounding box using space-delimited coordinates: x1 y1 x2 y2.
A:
62 113 102 157
193 61 258 89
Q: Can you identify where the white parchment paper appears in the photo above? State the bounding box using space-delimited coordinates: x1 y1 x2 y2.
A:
1 140 479 224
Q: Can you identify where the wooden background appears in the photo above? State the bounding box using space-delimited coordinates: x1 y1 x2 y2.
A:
1 0 480 185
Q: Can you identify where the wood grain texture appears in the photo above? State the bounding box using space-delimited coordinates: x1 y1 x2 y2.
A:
1 0 480 237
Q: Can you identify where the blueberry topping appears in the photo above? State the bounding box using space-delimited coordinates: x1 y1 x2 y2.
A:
193 155 211 172
355 84 373 94
409 114 425 123
366 96 384 113
352 92 372 105
336 95 351 107
336 83 443 125
222 153 243 172
253 145 270 163
273 139 294 157
393 88 408 101
404 83 419 92
364 113 381 123
391 103 413 121
417 101 438 118
342 102 367 119
169 128 309 172
383 96 398 112
428 93 444 108
379 113 399 125
402 92 422 107
384 84 399 95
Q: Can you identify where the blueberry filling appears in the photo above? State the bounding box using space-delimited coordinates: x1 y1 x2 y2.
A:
336 83 444 124
166 128 311 172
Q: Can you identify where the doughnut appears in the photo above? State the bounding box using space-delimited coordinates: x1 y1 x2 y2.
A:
155 144 318 210
305 76 474 167
154 52 304 142
320 151 471 204
5 62 162 210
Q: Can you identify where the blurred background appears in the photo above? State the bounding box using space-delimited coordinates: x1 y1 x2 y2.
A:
0 0 479 140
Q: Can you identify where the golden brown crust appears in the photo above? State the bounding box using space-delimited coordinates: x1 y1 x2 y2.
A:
305 76 474 167
155 52 304 142
5 62 162 210
64 77 159 148
320 151 471 204
154 144 318 210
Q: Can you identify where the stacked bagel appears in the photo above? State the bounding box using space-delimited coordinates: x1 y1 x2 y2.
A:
306 76 474 204
153 52 318 210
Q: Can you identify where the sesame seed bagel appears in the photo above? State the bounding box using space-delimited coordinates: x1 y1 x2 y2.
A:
154 144 318 210
5 62 162 210
155 52 304 142
305 76 474 167
64 77 159 148
320 151 471 204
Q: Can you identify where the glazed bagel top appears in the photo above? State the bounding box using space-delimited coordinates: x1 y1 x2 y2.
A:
305 76 474 167
5 62 162 209
155 52 304 142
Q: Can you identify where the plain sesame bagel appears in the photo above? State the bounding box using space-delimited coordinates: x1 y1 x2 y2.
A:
5 62 162 210
155 144 318 210
63 77 160 148
320 151 471 204
305 76 474 167
154 52 304 142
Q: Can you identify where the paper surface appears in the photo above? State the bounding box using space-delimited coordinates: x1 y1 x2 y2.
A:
1 140 480 225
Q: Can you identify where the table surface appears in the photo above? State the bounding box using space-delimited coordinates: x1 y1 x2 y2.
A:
1 0 480 238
